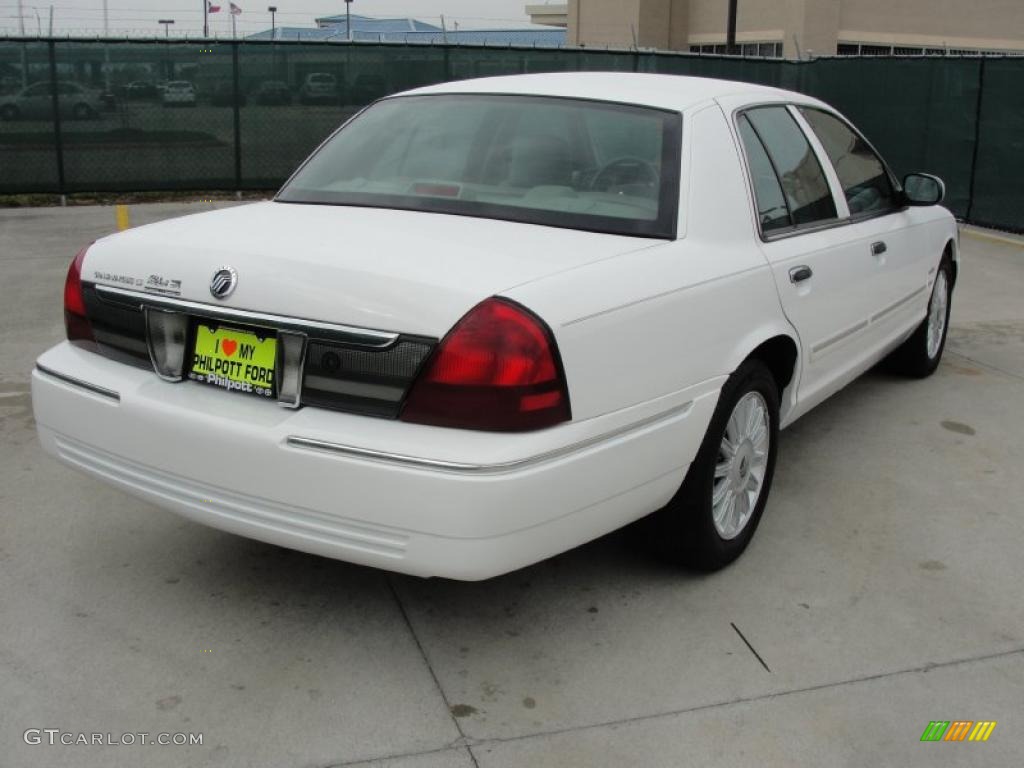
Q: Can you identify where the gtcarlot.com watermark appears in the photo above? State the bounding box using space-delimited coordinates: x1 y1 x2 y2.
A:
24 729 203 747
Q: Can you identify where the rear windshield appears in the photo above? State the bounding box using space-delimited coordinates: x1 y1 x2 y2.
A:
277 94 682 239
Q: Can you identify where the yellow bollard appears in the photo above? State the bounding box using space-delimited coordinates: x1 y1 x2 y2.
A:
115 204 130 231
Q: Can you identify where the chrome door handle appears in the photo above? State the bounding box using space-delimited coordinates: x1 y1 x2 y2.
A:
871 241 887 256
789 265 813 284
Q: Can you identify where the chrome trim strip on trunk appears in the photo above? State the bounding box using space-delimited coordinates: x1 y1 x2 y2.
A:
285 401 694 475
35 363 121 402
94 284 400 349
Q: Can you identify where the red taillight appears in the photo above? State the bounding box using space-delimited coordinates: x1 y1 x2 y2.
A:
401 297 571 432
64 246 94 344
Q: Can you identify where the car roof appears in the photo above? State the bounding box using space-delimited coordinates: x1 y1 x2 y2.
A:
404 72 826 113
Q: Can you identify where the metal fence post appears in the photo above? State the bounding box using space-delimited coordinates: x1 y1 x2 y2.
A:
232 41 243 192
965 56 987 224
46 39 67 202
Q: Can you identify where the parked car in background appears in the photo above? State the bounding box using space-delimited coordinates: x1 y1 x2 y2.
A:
97 88 118 111
210 81 246 107
121 81 161 102
161 81 196 107
33 73 958 580
252 80 292 106
299 72 337 104
0 81 104 121
349 73 388 105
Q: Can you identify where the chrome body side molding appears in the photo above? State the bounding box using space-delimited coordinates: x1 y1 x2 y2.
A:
286 401 694 475
35 363 121 402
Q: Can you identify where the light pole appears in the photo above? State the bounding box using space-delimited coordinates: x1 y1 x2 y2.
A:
345 0 353 42
726 0 738 55
159 19 175 38
268 5 278 76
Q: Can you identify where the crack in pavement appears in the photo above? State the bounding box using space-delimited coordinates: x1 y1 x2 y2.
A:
318 645 1024 766
387 576 481 768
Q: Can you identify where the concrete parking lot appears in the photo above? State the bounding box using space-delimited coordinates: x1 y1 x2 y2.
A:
1 203 1022 767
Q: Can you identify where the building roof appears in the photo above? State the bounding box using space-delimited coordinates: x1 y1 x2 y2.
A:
247 26 339 41
406 72 817 112
314 14 442 33
392 29 566 47
247 12 566 47
247 25 566 47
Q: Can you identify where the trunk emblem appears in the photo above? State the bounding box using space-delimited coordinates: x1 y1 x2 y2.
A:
210 266 238 299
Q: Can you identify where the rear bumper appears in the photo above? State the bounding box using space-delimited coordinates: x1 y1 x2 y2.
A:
32 342 720 579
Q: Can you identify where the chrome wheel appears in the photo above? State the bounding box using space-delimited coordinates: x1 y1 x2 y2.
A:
712 391 770 540
926 270 949 360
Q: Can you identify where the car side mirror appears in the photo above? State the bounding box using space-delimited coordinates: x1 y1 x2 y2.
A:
902 173 945 206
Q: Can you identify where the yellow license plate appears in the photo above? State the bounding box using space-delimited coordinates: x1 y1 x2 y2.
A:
189 324 276 398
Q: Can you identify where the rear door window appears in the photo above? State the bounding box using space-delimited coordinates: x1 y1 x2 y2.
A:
737 114 791 233
742 106 837 231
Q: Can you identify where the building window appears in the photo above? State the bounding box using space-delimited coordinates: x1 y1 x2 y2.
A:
691 41 781 57
838 41 1024 57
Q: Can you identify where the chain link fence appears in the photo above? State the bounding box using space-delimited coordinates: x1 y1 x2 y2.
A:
0 39 1020 231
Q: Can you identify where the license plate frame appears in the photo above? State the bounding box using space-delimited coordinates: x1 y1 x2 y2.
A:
188 321 277 399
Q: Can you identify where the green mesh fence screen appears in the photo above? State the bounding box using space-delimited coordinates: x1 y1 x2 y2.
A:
0 39 1021 231
969 58 1024 230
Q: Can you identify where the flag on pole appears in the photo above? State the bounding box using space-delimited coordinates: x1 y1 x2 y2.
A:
208 2 221 13
229 2 242 14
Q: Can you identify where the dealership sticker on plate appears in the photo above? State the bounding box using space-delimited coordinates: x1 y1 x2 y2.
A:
189 325 276 398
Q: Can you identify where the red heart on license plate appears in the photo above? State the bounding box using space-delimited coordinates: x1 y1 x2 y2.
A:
222 339 237 357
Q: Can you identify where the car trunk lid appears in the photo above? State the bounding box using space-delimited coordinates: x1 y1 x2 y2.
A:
83 200 657 337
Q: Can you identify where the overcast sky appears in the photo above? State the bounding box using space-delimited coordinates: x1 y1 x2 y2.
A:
0 0 537 36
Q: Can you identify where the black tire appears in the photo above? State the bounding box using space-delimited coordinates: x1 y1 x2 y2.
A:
648 359 780 571
0 104 19 121
886 252 953 378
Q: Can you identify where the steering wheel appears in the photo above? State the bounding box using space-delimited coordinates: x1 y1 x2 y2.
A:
591 156 660 192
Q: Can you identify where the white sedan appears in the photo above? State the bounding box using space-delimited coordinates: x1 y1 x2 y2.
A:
32 73 957 580
161 80 196 107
